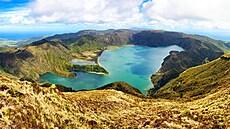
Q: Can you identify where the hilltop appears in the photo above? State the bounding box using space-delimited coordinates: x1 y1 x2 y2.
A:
0 54 229 128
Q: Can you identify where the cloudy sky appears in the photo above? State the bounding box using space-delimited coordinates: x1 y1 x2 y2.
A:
0 0 230 40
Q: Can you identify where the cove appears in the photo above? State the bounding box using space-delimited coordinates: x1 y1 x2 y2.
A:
38 45 183 94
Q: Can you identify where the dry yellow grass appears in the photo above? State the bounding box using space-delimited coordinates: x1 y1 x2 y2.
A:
0 73 229 128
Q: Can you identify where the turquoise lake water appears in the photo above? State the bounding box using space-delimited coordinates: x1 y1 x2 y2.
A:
38 45 183 94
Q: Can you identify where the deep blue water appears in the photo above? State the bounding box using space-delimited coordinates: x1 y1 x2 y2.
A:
39 45 183 94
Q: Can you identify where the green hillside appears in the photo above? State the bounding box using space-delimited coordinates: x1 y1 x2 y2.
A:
149 53 230 101
47 29 135 54
0 40 75 80
183 34 230 53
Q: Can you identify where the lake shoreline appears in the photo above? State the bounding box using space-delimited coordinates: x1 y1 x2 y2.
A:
72 44 134 75
38 45 183 94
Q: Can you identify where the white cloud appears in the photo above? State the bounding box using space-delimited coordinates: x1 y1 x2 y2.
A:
28 0 143 24
1 0 230 32
9 15 24 24
0 8 35 25
142 0 230 30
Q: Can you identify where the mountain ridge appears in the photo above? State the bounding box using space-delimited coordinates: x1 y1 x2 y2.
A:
0 29 229 93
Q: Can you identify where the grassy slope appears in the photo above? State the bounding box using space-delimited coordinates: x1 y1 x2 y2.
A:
150 53 230 101
0 40 75 80
183 34 230 53
0 73 229 128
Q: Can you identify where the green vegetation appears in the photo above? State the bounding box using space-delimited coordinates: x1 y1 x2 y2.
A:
184 34 230 53
149 53 230 101
0 47 5 52
47 30 134 55
149 49 223 91
0 66 9 73
0 40 75 80
72 65 108 74
150 68 180 94
70 36 104 53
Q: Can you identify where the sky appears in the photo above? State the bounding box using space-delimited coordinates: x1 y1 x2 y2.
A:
0 0 230 40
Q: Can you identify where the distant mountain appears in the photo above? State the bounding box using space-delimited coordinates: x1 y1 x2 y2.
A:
0 37 44 47
17 37 45 46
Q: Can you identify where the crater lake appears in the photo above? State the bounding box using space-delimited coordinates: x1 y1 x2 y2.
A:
38 45 183 94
